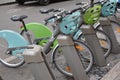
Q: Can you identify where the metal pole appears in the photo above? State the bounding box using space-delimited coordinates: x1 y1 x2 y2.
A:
23 45 55 80
81 25 107 66
57 35 89 80
99 17 120 53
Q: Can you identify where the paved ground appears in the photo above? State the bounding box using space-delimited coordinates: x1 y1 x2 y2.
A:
101 61 120 80
0 0 120 80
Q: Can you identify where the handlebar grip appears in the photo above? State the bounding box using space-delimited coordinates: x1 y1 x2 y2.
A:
40 9 54 14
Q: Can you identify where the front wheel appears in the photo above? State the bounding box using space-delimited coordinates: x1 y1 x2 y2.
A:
38 0 50 6
52 41 94 77
0 38 25 68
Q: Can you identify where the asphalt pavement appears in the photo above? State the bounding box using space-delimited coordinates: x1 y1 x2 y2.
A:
0 0 120 80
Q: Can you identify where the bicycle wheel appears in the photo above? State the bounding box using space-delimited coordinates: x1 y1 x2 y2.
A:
109 20 120 45
95 29 112 58
0 38 25 68
52 40 94 77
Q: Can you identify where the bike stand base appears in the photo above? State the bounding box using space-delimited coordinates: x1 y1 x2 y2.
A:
57 35 89 80
99 17 120 54
81 25 107 67
23 45 54 80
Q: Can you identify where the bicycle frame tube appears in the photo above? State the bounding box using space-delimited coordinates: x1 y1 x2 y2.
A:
24 31 33 44
43 27 60 54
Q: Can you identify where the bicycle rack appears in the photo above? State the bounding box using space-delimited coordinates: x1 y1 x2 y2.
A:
57 35 89 80
99 17 120 53
81 25 107 66
23 45 55 80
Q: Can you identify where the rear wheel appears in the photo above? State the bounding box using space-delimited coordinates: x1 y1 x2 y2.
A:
16 0 25 5
38 0 50 6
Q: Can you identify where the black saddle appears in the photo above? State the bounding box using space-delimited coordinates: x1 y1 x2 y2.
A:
11 15 28 21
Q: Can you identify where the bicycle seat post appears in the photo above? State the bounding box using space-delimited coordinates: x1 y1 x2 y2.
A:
20 19 33 44
20 19 28 32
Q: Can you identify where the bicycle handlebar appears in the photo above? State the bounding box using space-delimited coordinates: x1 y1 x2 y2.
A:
70 7 83 13
44 15 56 24
76 2 88 5
40 9 55 14
42 7 83 25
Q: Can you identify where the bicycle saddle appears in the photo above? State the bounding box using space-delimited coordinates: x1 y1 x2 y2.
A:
11 15 28 21
101 0 117 17
83 4 101 25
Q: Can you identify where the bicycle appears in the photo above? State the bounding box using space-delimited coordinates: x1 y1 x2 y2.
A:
0 15 57 68
47 3 112 77
52 2 120 76
0 9 94 77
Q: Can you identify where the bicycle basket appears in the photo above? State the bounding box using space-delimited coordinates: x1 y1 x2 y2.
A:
101 0 117 17
83 4 101 25
59 11 81 35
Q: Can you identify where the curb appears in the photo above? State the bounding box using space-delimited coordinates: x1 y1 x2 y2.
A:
0 1 16 6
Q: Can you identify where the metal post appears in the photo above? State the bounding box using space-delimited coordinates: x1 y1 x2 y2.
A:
99 17 120 53
57 35 89 80
81 25 107 66
23 45 55 80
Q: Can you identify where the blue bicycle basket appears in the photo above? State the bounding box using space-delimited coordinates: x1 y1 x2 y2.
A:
101 0 117 17
59 11 81 35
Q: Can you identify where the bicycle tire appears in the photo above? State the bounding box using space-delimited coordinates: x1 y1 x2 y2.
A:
52 40 94 77
78 29 112 58
0 38 25 68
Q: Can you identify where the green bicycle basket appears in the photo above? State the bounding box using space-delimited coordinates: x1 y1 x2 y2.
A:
22 23 58 48
83 4 102 25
